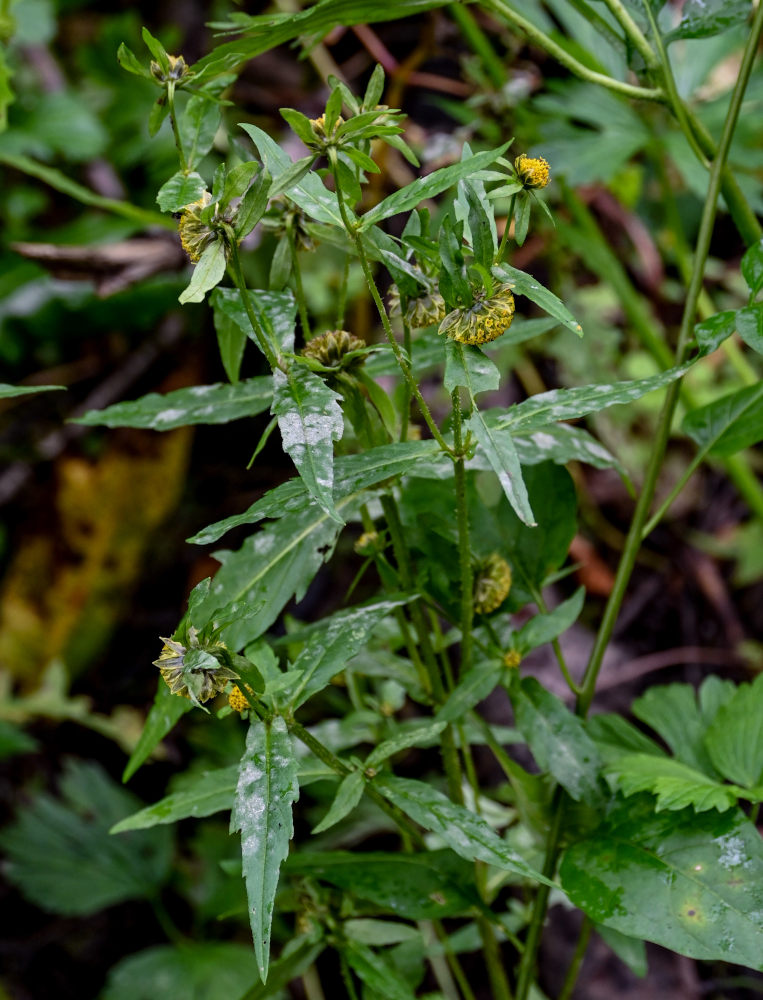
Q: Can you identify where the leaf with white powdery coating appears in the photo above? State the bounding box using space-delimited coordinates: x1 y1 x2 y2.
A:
231 717 299 983
272 366 344 524
444 341 500 396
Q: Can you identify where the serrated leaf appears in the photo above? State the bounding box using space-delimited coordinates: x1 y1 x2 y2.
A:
493 262 583 336
189 440 438 546
344 940 417 1000
101 943 261 1000
179 96 221 170
0 760 172 915
436 661 504 724
231 717 299 982
704 674 763 788
682 382 763 458
123 681 193 782
512 676 604 802
156 170 207 212
444 341 500 396
587 713 666 766
741 238 763 297
76 378 272 430
495 363 691 433
359 143 510 231
112 765 239 832
735 303 763 356
312 770 364 834
606 754 742 812
365 721 448 767
0 383 64 398
516 587 585 654
211 286 297 355
287 597 410 709
272 366 344 523
560 797 763 968
374 775 554 886
285 849 480 918
467 409 535 526
179 239 228 304
632 683 717 776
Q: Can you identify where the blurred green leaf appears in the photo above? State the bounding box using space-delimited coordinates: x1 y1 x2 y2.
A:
365 721 448 767
741 238 763 296
0 383 64 398
344 940 417 1000
704 674 763 788
444 341 500 396
735 303 763 355
0 720 38 759
123 680 193 783
516 587 585 654
664 0 752 43
101 943 260 1000
513 424 630 481
436 662 504 724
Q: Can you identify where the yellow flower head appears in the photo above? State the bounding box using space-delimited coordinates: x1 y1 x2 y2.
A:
438 285 515 346
503 649 522 670
228 685 250 714
474 554 512 614
515 154 550 190
178 192 215 263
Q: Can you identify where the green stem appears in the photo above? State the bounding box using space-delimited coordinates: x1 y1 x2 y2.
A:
432 920 479 1000
400 316 413 441
302 964 326 1000
166 80 189 174
578 0 763 716
452 389 474 681
336 253 350 329
496 194 516 265
288 225 312 341
228 242 281 370
418 921 461 1000
600 0 658 69
481 0 664 102
340 955 361 1000
641 449 704 538
529 585 581 696
329 153 453 455
558 917 592 1000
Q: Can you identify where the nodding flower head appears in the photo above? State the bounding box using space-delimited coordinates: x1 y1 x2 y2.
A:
262 196 315 252
439 284 515 346
389 285 447 329
302 329 366 370
474 553 512 614
515 153 550 190
228 685 251 714
178 192 218 263
154 628 238 705
150 53 190 84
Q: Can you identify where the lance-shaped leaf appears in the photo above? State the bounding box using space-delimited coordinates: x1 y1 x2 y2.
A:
76 378 273 430
358 143 510 230
682 382 763 457
466 409 535 526
179 239 227 305
0 384 64 398
735 303 763 356
493 262 583 337
287 597 411 709
513 424 629 482
231 717 300 983
344 940 417 1000
444 341 500 396
365 721 447 768
516 587 585 654
664 0 752 43
123 682 193 783
112 765 239 833
436 662 504 724
374 775 554 886
312 770 364 834
211 287 297 354
179 96 221 171
271 366 344 523
560 797 763 968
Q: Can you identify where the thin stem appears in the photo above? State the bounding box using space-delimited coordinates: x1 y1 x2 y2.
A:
329 149 454 455
558 917 592 1000
431 920 479 1000
340 955 361 1000
166 81 189 174
529 585 581 696
496 194 516 265
641 449 704 538
288 225 312 341
228 242 281 370
418 921 461 1000
452 389 474 681
600 0 658 69
336 254 350 329
400 315 412 441
482 0 664 102
578 0 763 716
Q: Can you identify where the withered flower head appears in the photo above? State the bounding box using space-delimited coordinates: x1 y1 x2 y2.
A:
438 284 515 346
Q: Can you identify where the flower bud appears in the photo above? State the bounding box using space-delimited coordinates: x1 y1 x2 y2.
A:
503 649 522 670
473 554 512 614
439 285 515 346
389 285 447 329
515 153 550 189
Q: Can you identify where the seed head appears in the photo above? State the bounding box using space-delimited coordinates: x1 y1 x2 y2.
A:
228 685 250 714
389 285 447 329
150 54 190 84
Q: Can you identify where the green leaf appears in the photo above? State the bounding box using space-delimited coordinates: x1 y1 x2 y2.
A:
285 849 480 919
436 661 505 724
606 754 743 812
466 408 535 526
179 239 228 304
693 310 737 357
279 106 317 145
312 770 364 834
0 720 38 759
123 681 193 782
682 382 763 457
513 424 630 481
211 287 297 355
111 765 239 833
0 760 171 915
365 721 448 767
0 383 64 399
704 674 763 788
511 676 603 803
516 587 585 654
735 303 763 356
664 0 752 43
741 238 763 297
359 143 510 231
148 95 170 137
216 308 247 383
76 378 272 430
231 717 300 982
287 597 411 709
272 366 344 523
189 440 439 546
344 940 417 1000
269 154 318 199
560 798 763 968
444 341 500 396
632 683 717 775
101 943 261 1000
179 95 222 170
237 936 325 1000
344 918 419 946
513 192 531 247
495 363 691 433
141 26 170 72
374 775 554 886
493 262 583 337
235 166 272 238
116 42 151 79
459 176 495 268
587 713 666 766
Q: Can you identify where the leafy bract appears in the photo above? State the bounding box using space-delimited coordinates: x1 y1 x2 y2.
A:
560 798 763 968
76 379 272 430
0 760 172 915
374 775 554 886
682 382 763 457
271 366 344 524
231 717 299 982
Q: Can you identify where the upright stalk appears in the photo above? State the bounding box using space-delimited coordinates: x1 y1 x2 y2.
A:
452 390 474 680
